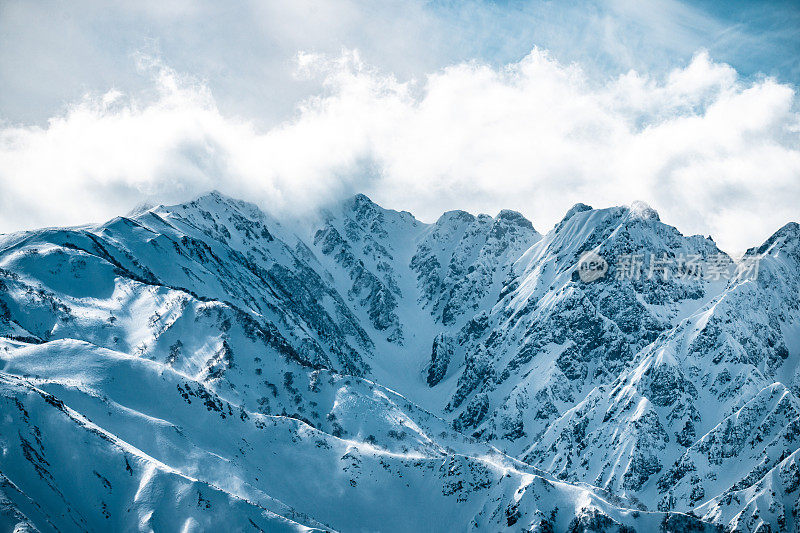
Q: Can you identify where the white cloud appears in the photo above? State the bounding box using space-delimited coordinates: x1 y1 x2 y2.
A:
1 50 798 254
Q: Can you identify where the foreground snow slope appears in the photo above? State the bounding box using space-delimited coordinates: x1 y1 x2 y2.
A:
0 191 797 531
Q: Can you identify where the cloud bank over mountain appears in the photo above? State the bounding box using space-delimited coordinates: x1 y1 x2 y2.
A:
1 49 797 253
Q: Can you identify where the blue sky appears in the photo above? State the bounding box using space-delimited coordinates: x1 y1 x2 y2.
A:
0 0 798 253
1 0 797 125
430 0 799 85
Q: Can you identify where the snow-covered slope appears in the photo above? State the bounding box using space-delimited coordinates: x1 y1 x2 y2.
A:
0 191 796 531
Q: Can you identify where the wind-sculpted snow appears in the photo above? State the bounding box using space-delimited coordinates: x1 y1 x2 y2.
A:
0 340 713 532
0 190 797 531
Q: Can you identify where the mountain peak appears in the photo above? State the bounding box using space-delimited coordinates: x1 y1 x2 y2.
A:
343 193 410 218
746 221 800 257
565 202 593 219
495 209 535 231
172 190 266 219
191 189 230 205
436 209 476 225
627 200 660 221
126 200 157 217
553 202 594 232
350 192 376 206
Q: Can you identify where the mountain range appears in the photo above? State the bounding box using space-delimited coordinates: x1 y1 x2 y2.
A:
1 191 798 532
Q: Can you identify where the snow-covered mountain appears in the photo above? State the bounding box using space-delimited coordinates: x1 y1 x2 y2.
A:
0 191 797 532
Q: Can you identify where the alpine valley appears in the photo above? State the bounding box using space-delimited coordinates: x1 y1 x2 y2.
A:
1 191 798 532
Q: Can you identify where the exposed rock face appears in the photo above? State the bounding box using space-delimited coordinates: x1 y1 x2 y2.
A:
411 207 541 325
0 191 797 532
427 332 455 386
